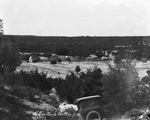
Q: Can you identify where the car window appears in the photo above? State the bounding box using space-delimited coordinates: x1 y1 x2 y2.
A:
81 99 95 109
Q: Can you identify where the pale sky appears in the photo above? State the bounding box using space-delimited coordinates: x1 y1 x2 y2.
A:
0 0 150 36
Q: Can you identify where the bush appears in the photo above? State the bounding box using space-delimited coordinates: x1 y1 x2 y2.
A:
56 68 103 103
12 85 42 100
50 60 57 64
0 38 21 74
18 69 54 92
114 54 122 64
16 67 103 103
75 66 81 74
101 61 140 117
133 76 150 108
21 54 30 62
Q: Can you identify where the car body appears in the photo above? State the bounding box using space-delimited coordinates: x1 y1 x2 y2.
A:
74 95 106 120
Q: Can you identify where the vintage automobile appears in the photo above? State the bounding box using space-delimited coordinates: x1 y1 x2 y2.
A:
74 95 106 120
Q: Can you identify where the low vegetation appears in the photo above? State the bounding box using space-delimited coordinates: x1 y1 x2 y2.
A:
2 57 150 119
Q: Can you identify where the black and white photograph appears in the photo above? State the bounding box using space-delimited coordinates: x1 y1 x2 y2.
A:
0 0 150 119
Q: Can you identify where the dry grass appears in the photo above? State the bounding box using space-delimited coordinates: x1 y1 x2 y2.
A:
16 60 150 79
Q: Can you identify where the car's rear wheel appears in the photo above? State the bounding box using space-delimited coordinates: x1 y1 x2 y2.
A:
86 111 101 120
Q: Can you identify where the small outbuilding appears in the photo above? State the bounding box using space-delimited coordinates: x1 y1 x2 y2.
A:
86 54 98 60
29 55 41 63
50 55 61 64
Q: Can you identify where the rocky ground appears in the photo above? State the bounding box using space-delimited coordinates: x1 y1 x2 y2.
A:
1 84 150 120
0 85 80 120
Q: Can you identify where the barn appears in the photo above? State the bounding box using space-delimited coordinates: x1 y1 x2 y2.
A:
50 55 61 64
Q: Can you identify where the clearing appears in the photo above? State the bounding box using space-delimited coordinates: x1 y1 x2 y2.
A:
16 60 150 79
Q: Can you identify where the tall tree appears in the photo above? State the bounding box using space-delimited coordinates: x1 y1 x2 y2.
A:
101 61 140 117
0 19 4 34
0 19 21 75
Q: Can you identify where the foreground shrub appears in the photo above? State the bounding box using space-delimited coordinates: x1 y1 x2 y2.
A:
18 69 52 92
13 67 103 103
56 67 103 103
21 54 30 62
101 61 140 117
12 85 43 100
123 108 150 120
0 36 21 74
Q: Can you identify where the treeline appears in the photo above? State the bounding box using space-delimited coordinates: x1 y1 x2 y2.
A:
3 35 146 58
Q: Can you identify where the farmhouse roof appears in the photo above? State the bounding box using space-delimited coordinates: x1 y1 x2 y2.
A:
89 54 98 58
50 55 60 61
86 54 98 60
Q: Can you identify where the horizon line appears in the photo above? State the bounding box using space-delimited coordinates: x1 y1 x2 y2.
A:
3 34 150 37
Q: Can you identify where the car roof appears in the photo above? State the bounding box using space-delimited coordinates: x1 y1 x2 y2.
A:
74 95 100 104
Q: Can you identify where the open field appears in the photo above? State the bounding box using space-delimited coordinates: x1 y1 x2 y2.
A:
16 60 150 80
16 61 111 79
